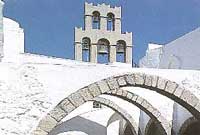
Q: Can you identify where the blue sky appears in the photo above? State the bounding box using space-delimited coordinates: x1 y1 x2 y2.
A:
3 0 200 63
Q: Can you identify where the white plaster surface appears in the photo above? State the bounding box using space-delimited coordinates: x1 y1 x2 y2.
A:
159 27 200 70
50 107 119 135
79 107 115 127
139 43 163 68
62 102 101 122
2 17 24 63
0 53 200 135
107 120 120 135
140 27 200 70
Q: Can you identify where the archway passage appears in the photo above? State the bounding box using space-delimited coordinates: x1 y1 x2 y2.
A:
105 90 170 135
123 124 135 135
32 73 200 135
179 117 200 135
145 119 166 135
107 112 121 127
90 97 138 135
183 121 200 135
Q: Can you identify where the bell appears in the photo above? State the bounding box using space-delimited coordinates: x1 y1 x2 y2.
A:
107 18 112 22
93 16 99 23
107 17 114 22
107 13 114 21
82 38 90 50
82 43 89 50
117 44 125 53
98 45 108 54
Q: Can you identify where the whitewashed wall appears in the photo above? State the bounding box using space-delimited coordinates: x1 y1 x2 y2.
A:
2 17 24 63
139 44 163 68
159 27 200 70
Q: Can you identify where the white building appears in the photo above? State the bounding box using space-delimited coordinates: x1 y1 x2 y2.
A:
139 27 200 70
139 43 163 68
159 27 200 70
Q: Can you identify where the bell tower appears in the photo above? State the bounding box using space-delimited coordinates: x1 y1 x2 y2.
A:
74 2 133 64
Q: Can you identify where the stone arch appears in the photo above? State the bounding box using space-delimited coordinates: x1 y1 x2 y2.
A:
145 119 166 135
32 73 200 135
105 89 170 135
178 117 200 135
48 97 137 135
106 112 130 135
106 112 121 127
90 97 137 135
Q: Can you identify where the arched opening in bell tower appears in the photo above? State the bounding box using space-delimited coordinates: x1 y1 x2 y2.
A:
116 40 126 63
82 37 91 62
107 12 115 31
97 38 110 64
92 11 100 29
